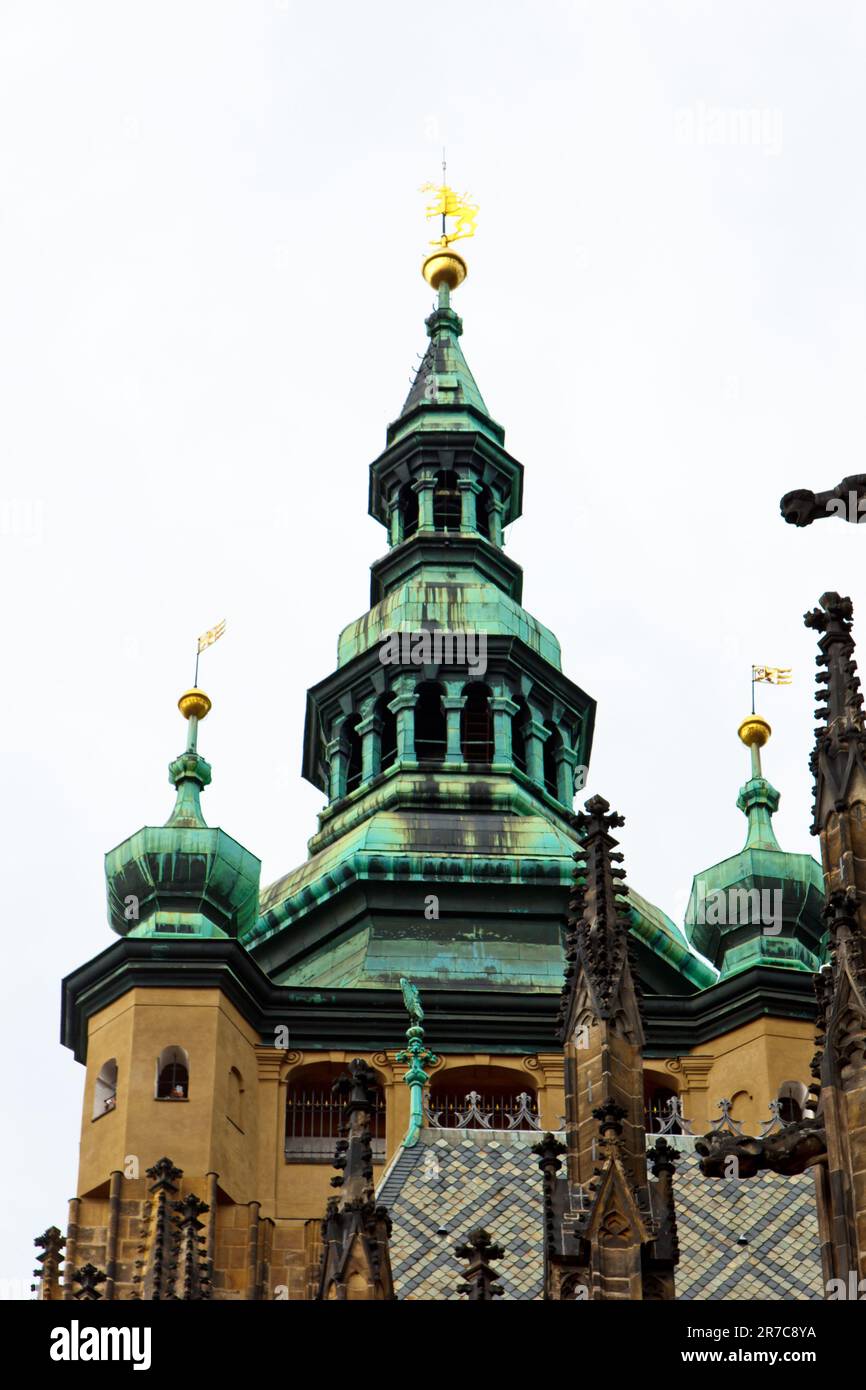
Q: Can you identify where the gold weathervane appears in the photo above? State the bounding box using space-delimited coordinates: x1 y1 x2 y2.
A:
179 618 227 721
420 154 478 292
198 618 226 657
748 663 791 722
752 665 792 687
420 182 479 248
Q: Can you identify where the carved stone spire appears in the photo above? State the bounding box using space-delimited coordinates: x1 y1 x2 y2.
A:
33 1226 65 1301
172 1193 213 1301
135 1157 183 1301
541 796 677 1300
557 795 643 1042
455 1228 505 1301
316 1060 395 1301
533 1132 567 1293
804 591 866 845
644 1140 680 1297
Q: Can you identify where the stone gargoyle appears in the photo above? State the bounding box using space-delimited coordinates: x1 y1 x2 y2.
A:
780 474 866 527
695 1119 827 1178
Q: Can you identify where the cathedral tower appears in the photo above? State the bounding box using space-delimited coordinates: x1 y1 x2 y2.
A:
45 194 831 1301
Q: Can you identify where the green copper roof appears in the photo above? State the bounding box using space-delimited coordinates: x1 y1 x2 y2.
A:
249 788 715 995
387 284 504 449
684 735 824 977
337 564 564 668
104 710 261 940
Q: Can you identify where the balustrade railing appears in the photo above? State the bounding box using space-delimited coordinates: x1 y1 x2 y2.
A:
426 1090 541 1131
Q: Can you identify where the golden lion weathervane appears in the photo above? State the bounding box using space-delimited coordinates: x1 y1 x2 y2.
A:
419 154 478 291
420 181 479 247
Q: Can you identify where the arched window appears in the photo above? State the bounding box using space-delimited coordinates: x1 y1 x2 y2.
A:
433 470 461 530
285 1062 386 1162
377 692 398 772
400 482 419 540
93 1059 118 1118
461 682 493 763
156 1045 189 1100
543 720 559 798
415 682 446 761
511 699 528 773
427 1065 540 1131
777 1080 807 1124
227 1067 244 1131
344 713 363 793
644 1082 677 1134
476 485 492 541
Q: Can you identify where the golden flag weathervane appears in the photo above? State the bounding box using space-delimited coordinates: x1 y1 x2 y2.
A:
194 618 226 685
751 663 792 713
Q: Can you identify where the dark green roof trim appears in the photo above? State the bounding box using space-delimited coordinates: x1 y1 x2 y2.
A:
60 938 558 1064
62 940 817 1067
642 965 819 1056
369 533 524 607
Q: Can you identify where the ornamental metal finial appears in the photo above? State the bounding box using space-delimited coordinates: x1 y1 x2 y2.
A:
396 976 438 1148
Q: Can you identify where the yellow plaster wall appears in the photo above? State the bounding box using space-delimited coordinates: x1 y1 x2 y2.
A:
77 985 814 1228
79 988 260 1201
649 1017 815 1135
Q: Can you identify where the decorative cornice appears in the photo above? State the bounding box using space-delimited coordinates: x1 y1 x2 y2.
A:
60 938 821 1064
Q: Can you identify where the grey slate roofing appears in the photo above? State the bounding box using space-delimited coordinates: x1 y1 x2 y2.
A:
378 1128 824 1301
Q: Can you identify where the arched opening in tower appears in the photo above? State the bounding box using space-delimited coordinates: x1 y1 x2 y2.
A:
433 470 461 531
400 482 419 540
344 714 363 792
93 1058 118 1118
476 484 492 540
461 682 493 763
511 699 528 772
543 720 560 797
156 1045 189 1100
284 1060 386 1162
414 682 446 761
377 692 398 771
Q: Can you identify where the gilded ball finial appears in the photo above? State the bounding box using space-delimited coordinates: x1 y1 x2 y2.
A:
422 247 468 291
178 687 212 721
738 714 771 748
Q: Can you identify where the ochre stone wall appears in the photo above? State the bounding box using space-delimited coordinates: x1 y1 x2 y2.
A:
65 984 816 1297
651 1017 815 1135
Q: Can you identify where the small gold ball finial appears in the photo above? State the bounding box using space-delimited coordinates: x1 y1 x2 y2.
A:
178 687 212 721
422 247 468 291
738 714 771 748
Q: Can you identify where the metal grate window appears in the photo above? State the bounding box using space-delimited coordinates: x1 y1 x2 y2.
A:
285 1083 386 1162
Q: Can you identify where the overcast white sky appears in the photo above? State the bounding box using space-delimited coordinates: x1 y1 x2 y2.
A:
2 0 864 1292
